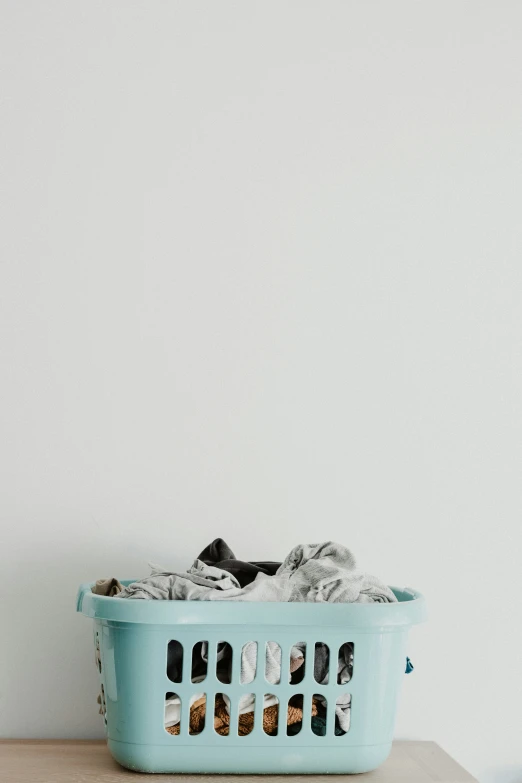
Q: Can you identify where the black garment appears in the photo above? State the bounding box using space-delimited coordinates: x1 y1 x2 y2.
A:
197 538 281 588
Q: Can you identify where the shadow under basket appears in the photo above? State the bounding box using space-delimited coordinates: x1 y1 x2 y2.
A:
77 583 425 774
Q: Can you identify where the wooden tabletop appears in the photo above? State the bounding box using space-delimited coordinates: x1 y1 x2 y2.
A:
0 740 477 783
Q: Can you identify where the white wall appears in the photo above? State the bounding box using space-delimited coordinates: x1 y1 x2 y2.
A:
1 2 521 781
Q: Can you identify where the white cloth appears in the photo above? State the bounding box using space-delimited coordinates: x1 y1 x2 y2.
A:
164 692 204 728
118 541 396 605
240 640 284 685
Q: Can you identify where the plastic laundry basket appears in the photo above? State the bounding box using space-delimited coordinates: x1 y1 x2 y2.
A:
76 582 425 774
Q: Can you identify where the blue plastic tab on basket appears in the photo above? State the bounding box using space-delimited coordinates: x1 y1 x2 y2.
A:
405 657 414 673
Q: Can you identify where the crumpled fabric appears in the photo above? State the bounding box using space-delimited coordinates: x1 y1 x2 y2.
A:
118 560 241 601
117 540 396 605
290 640 353 731
165 693 205 728
165 638 353 723
118 562 296 602
240 641 317 685
198 538 281 588
166 694 319 736
276 542 396 603
91 578 123 597
167 640 233 685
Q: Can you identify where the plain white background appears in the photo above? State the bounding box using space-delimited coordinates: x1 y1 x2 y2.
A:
0 2 521 781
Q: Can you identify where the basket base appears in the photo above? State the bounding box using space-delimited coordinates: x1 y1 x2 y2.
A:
108 738 392 774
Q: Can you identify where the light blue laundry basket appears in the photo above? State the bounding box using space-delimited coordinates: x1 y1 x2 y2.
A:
77 582 425 774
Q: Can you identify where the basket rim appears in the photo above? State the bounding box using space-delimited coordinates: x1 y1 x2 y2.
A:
77 581 426 628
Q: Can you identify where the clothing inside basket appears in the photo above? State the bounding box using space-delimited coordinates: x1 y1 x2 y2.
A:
114 539 397 604
165 693 347 736
165 640 353 733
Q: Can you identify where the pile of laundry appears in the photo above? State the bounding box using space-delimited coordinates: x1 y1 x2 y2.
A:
165 693 347 737
92 539 396 735
94 539 396 604
162 638 354 736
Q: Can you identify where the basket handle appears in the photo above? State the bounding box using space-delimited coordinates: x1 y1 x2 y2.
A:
76 582 93 613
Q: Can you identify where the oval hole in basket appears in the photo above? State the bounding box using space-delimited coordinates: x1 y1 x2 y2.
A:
287 694 303 735
263 694 279 735
238 694 255 735
311 694 326 736
290 643 306 684
165 693 181 735
337 642 354 684
189 693 206 735
335 693 351 735
166 640 183 683
265 642 281 684
216 641 233 684
191 641 208 683
240 642 257 684
314 642 329 684
214 693 229 735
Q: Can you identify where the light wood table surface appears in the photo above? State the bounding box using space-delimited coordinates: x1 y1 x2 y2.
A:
0 740 477 783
